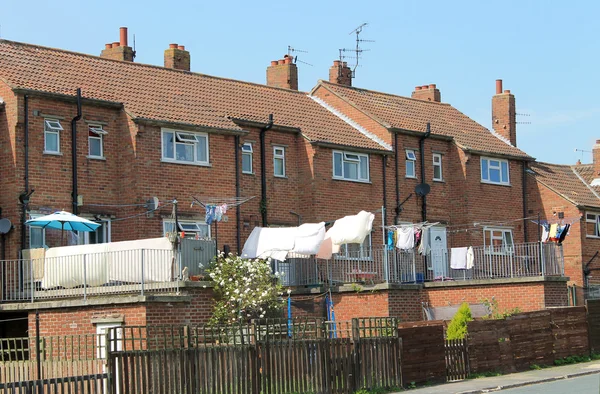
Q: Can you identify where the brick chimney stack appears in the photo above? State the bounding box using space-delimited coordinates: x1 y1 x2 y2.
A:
492 79 517 146
411 84 441 102
593 140 600 176
329 60 352 86
266 55 298 90
164 44 191 71
100 27 135 62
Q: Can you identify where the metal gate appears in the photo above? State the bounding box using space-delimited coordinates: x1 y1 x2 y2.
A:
180 239 216 277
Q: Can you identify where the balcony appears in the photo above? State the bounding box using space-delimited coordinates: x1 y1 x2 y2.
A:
275 242 565 287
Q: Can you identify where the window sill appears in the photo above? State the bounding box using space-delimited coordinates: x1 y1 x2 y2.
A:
433 179 445 183
405 175 417 180
332 177 372 184
274 175 288 179
586 235 600 239
161 159 212 167
242 171 255 176
86 155 106 161
480 180 511 187
43 151 63 156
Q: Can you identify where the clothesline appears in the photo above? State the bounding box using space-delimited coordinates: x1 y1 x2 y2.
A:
383 221 440 230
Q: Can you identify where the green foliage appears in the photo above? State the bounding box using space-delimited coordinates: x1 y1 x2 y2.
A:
351 283 364 293
446 302 473 340
554 354 594 366
468 371 503 379
207 253 286 324
353 386 402 393
481 298 522 319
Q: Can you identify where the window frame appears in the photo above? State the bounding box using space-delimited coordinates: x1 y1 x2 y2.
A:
405 149 416 178
273 146 286 178
432 153 443 181
586 213 600 238
241 142 253 174
483 227 514 255
77 219 111 245
481 157 510 185
28 213 46 249
88 124 105 158
332 150 370 182
44 118 63 154
161 128 210 166
163 220 211 239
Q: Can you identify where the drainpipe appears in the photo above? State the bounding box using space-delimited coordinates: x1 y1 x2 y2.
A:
394 132 400 224
419 123 431 222
235 135 241 253
522 161 528 244
382 155 387 227
260 114 274 227
20 95 30 252
71 88 82 215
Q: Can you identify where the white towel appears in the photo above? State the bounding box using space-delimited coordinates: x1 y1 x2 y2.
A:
396 227 415 250
450 247 469 269
466 246 474 269
241 227 297 261
292 222 326 255
328 211 375 246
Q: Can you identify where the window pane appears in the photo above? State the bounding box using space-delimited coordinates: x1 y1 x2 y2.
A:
490 160 500 168
163 222 175 235
242 143 252 152
242 153 252 173
434 165 441 180
359 156 368 179
196 136 208 162
481 159 488 180
274 157 284 176
333 152 343 177
45 132 58 152
489 168 501 183
503 231 513 246
406 161 415 177
89 137 102 157
344 161 358 180
501 161 509 183
30 228 44 249
163 132 174 159
176 143 194 162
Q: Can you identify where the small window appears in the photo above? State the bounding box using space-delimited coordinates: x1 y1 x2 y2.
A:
481 157 510 185
161 129 209 165
484 228 514 255
337 234 372 260
77 220 111 244
332 150 370 182
406 149 416 178
44 119 63 153
273 146 286 177
88 125 105 158
586 213 600 238
28 213 46 249
163 220 210 239
433 153 443 181
242 143 253 174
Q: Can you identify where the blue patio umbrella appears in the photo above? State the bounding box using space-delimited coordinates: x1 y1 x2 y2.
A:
25 211 101 246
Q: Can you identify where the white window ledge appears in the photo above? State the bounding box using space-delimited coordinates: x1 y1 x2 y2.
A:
86 155 106 161
332 177 371 184
43 151 63 156
161 159 212 167
480 180 511 187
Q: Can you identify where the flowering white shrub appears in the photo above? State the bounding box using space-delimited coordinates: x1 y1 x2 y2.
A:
207 253 285 324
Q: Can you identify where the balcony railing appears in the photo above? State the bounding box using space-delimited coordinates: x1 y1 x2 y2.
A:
276 242 564 287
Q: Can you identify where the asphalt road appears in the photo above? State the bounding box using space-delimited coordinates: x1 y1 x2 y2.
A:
502 374 600 393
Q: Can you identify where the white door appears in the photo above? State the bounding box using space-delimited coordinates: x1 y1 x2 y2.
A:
96 323 122 393
428 227 448 278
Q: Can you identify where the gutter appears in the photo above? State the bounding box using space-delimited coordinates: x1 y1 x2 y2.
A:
310 141 392 156
132 118 247 136
11 88 122 108
20 95 30 252
260 114 274 227
419 123 432 222
71 88 82 215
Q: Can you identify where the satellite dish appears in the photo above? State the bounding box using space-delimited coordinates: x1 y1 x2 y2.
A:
415 183 431 197
0 218 12 234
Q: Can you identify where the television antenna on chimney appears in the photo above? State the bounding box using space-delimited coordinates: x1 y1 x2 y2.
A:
338 23 374 80
132 33 137 61
516 112 531 125
287 46 313 66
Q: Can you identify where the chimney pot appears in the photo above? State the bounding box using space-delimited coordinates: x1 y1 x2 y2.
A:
177 45 185 50
284 57 292 64
169 43 178 49
112 42 120 48
496 79 503 95
333 60 341 66
105 43 112 50
270 61 278 66
421 85 428 89
429 84 436 89
278 59 285 65
596 140 600 145
415 86 422 91
504 90 511 94
119 27 128 47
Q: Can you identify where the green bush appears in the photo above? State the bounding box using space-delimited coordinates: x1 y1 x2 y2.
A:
446 302 473 340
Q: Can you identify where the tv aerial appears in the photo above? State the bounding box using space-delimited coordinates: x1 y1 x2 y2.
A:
338 22 375 79
287 45 313 66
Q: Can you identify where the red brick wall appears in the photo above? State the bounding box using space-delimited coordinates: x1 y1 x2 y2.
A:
330 291 389 321
145 287 215 326
388 288 424 322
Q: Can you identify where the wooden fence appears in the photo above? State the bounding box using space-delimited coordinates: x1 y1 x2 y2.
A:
106 318 402 394
444 338 469 381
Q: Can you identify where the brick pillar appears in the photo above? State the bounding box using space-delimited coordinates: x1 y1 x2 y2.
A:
492 79 517 146
411 84 441 102
164 44 191 71
329 60 352 86
100 27 135 62
593 140 600 176
266 55 298 90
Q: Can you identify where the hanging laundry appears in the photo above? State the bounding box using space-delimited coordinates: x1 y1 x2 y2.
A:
450 247 469 269
419 228 430 255
466 246 474 270
205 205 214 225
328 211 375 246
214 205 223 222
541 224 550 242
387 230 395 250
548 223 558 241
292 222 326 255
221 203 228 215
241 227 297 261
396 227 415 250
415 228 422 248
558 224 570 244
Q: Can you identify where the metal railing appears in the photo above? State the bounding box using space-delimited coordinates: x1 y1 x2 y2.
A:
1 248 180 303
279 242 564 286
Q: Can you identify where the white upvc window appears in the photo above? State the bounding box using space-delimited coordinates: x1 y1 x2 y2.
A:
161 128 209 165
337 234 372 260
484 227 514 255
481 157 510 185
433 153 443 181
586 213 600 238
242 143 253 174
44 119 63 154
332 150 370 182
273 146 286 177
88 124 107 158
76 220 111 245
405 149 416 178
28 213 46 249
163 220 210 239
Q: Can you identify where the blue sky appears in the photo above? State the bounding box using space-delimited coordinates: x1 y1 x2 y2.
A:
2 0 598 164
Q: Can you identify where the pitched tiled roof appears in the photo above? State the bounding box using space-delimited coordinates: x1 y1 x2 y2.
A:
0 40 386 151
314 81 531 159
572 163 600 195
528 162 600 208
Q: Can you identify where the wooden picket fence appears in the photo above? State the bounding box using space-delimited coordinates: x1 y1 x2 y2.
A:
444 338 469 381
106 318 403 394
